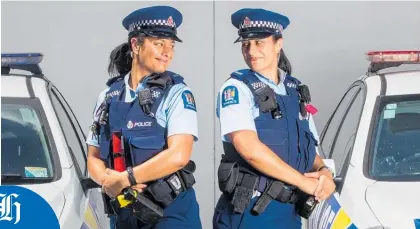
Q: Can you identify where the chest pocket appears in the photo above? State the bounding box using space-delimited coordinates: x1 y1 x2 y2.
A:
240 75 291 147
128 135 166 164
255 112 289 146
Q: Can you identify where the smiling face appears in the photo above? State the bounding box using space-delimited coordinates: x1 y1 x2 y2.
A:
131 36 176 74
241 35 283 73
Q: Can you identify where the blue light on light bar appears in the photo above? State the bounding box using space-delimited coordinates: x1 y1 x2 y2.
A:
415 219 420 229
1 53 43 66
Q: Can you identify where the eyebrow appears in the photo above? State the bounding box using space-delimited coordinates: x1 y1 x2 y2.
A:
153 38 175 44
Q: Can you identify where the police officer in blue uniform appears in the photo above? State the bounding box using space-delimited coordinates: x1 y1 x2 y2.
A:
86 6 202 229
214 8 336 229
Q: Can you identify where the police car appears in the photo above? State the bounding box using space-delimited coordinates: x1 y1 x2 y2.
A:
308 51 420 229
1 53 110 229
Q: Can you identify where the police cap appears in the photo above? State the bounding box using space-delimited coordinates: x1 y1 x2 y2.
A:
122 5 183 42
231 8 290 43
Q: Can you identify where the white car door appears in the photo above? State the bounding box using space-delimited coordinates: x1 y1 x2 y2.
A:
308 82 365 229
49 85 109 229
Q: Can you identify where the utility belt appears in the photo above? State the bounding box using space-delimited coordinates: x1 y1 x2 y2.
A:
217 161 317 219
104 160 196 225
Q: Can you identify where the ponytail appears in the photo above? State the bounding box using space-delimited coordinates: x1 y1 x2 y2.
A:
107 42 132 77
278 49 292 75
273 35 292 75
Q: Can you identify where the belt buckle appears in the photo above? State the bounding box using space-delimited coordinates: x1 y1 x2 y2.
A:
168 174 182 195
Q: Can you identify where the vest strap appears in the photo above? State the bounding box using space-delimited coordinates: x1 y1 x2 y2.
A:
231 72 282 119
137 72 177 118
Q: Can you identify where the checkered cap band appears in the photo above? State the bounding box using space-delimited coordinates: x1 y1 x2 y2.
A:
239 20 283 32
128 19 176 33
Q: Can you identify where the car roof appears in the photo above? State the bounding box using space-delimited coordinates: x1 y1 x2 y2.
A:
383 70 420 95
1 53 50 98
1 74 50 98
362 70 420 96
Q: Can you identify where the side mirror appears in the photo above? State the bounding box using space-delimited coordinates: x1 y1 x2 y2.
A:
81 176 101 191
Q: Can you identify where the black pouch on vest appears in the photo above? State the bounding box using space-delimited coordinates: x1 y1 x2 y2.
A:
217 161 239 194
146 180 174 207
253 85 278 113
179 160 196 188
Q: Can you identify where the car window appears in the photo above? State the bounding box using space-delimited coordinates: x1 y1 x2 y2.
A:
321 85 360 158
370 96 420 181
1 103 54 180
330 89 364 175
52 87 86 140
50 87 87 176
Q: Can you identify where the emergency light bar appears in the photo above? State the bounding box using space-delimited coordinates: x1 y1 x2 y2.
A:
366 50 420 74
1 53 43 75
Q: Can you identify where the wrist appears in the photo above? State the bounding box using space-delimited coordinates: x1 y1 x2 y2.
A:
120 171 131 187
297 174 307 189
318 166 334 179
99 171 109 185
126 167 137 186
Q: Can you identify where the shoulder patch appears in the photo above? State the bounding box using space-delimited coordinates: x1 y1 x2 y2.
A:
221 85 239 108
181 90 197 111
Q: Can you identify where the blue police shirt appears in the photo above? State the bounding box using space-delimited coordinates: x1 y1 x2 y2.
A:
216 68 319 143
86 72 198 147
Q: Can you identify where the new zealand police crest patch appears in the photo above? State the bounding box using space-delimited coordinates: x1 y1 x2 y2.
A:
222 85 239 108
182 90 196 111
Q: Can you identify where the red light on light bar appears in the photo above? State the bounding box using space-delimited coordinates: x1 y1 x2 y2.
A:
366 50 420 63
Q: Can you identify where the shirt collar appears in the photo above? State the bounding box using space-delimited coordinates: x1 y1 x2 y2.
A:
124 71 153 94
123 72 133 91
254 68 285 87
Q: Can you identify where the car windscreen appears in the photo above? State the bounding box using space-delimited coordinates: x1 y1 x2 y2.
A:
1 98 56 184
369 94 420 181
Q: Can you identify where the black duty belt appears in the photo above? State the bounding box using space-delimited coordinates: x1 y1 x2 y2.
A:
109 160 196 225
217 161 299 214
217 160 318 218
251 179 299 215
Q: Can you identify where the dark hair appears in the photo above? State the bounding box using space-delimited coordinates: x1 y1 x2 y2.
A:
107 33 144 77
273 35 292 75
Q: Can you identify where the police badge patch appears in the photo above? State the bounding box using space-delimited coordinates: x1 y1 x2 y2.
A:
221 85 239 108
182 90 197 111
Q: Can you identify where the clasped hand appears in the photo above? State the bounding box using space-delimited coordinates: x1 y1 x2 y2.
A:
304 169 336 201
101 169 147 198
